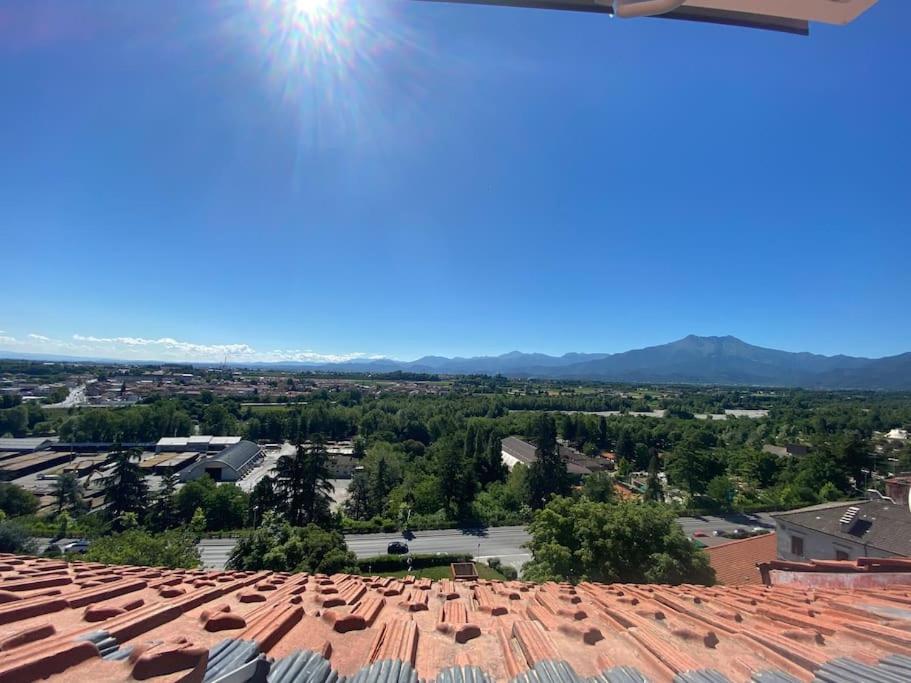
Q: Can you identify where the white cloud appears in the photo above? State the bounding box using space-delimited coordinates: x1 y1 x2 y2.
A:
61 334 382 364
2 330 385 364
72 335 257 358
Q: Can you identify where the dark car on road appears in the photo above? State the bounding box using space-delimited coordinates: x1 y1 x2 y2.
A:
387 541 409 555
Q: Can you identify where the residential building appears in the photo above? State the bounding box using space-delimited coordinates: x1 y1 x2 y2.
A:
704 532 777 585
886 428 909 441
772 498 911 562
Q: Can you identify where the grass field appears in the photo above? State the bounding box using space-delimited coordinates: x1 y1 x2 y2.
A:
365 563 507 581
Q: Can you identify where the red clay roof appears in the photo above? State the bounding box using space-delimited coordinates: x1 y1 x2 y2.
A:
705 532 778 585
3 553 911 681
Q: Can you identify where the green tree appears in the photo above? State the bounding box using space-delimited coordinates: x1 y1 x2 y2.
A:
275 438 334 527
149 473 179 532
208 485 248 531
819 481 841 502
597 416 609 449
83 529 199 568
202 403 236 436
176 475 217 523
343 470 372 520
740 450 782 489
227 514 357 574
643 455 663 502
248 475 281 527
615 432 635 462
436 437 474 519
102 446 148 525
616 457 632 479
52 472 85 514
0 520 37 554
523 497 714 585
0 483 39 517
474 433 506 487
706 475 736 511
665 444 724 495
189 507 207 534
526 414 569 509
582 472 615 503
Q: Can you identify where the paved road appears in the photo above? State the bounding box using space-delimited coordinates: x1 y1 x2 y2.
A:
195 513 778 571
347 526 533 573
46 383 87 409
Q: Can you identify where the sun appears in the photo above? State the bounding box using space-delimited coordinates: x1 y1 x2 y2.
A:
293 0 334 10
288 0 336 23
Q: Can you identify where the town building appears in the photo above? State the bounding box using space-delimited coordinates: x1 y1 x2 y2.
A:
772 498 911 562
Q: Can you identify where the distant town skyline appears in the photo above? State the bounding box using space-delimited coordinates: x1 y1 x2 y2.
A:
1 1 908 362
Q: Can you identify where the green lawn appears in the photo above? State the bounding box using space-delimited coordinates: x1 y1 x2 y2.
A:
364 563 507 581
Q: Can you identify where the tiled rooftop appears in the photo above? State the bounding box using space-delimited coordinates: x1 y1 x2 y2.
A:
705 533 777 585
3 554 911 682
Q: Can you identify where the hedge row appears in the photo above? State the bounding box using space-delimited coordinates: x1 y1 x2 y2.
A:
355 552 473 573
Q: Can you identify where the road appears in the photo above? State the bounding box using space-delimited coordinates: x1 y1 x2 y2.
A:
347 526 532 573
195 512 776 571
46 383 88 409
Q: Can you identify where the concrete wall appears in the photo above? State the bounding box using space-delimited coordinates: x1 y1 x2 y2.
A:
769 569 911 589
775 519 899 562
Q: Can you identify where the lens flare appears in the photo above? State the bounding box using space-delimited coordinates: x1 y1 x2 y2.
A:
240 0 413 142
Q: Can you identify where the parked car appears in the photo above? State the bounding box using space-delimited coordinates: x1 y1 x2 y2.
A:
63 539 90 554
387 541 409 555
712 529 727 537
692 531 708 538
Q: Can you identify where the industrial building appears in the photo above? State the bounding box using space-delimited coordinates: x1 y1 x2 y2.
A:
155 436 242 453
180 440 263 483
0 437 58 454
0 450 74 481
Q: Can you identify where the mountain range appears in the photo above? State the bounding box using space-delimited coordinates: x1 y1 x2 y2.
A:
259 335 911 390
3 336 910 389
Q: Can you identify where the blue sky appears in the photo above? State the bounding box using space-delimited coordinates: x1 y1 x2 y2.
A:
1 0 908 363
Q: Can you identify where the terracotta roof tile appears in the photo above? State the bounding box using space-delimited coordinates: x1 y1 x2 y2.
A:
3 553 911 681
705 532 778 585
